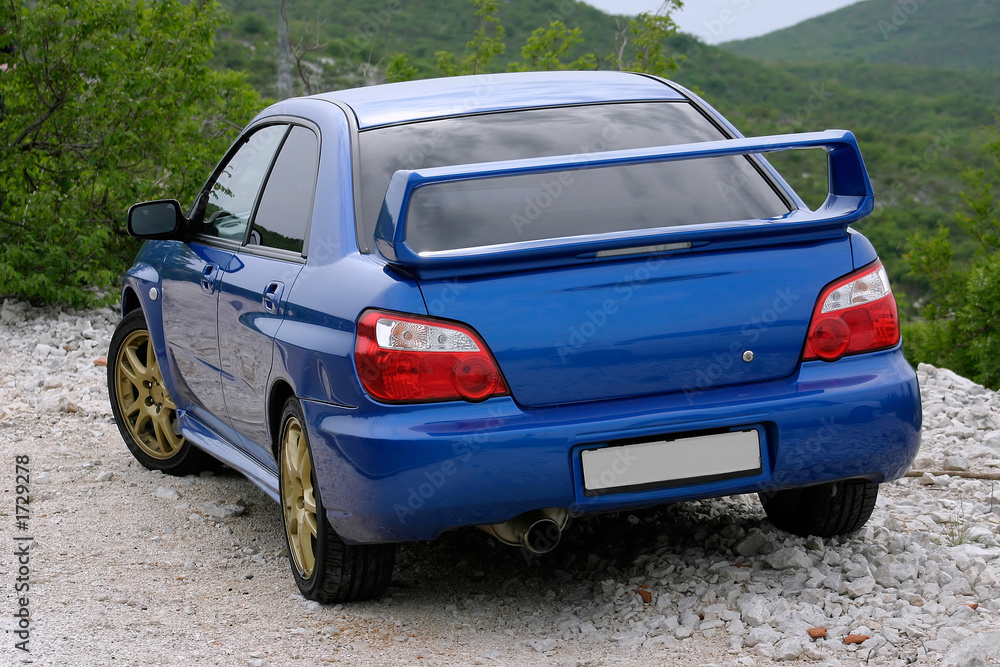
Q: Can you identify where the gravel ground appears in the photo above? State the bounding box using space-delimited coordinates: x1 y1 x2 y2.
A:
1 299 999 667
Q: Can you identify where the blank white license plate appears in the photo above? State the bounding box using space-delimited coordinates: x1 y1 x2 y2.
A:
581 430 761 493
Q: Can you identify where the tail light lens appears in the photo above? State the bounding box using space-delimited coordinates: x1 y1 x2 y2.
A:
354 310 508 403
802 261 900 362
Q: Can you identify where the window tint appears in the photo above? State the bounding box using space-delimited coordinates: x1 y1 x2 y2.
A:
202 124 287 242
358 102 790 252
406 157 786 253
249 126 319 254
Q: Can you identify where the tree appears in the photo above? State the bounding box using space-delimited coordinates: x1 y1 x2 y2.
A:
435 0 505 77
903 122 1000 387
508 21 596 73
0 0 263 306
384 53 419 83
277 0 292 98
609 3 684 77
434 0 683 79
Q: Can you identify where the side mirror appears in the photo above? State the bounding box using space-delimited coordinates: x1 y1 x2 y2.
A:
127 199 187 240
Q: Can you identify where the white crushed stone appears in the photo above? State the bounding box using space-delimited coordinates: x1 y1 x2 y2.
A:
0 298 998 666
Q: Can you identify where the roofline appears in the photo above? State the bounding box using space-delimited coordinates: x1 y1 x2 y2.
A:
311 71 690 129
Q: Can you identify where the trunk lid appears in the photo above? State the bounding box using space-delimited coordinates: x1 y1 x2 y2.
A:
417 238 851 407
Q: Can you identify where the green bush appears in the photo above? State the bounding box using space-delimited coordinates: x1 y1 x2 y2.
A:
959 253 1000 387
0 0 263 307
903 123 1000 388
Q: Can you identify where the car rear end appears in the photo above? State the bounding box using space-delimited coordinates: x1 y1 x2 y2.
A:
304 73 921 545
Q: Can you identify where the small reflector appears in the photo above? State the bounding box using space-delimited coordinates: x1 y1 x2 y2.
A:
595 242 692 258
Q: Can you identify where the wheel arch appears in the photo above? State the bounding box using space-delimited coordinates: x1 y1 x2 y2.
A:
268 379 297 460
121 286 142 315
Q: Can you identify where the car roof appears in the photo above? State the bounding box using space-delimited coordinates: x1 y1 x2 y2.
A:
313 71 688 129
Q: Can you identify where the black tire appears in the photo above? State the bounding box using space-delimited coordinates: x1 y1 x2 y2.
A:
277 398 395 602
108 309 216 475
759 479 879 538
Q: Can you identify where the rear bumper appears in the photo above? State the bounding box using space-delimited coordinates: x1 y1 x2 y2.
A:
303 346 921 544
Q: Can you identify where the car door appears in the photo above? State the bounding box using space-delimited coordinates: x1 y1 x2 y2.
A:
159 124 287 432
218 124 319 461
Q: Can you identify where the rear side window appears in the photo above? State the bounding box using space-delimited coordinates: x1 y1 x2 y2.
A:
358 102 790 252
249 126 319 254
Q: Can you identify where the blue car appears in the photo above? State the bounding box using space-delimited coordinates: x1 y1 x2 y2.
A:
108 71 921 603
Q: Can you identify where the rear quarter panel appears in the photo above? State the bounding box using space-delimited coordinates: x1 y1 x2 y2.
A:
257 98 429 411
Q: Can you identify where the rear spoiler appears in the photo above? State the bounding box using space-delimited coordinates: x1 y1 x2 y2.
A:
373 130 873 273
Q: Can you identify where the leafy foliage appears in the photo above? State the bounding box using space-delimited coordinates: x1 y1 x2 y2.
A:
384 53 419 83
508 20 595 72
608 3 683 76
902 123 1000 387
0 0 263 306
227 0 999 305
212 0 623 95
437 0 682 78
663 35 1000 303
436 0 505 76
2 0 997 324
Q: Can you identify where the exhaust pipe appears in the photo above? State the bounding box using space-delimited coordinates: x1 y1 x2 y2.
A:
478 508 569 554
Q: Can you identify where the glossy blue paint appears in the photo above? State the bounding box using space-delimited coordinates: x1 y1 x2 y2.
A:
416 237 852 406
302 346 919 544
117 71 921 550
178 410 279 500
848 228 880 269
218 252 303 459
374 130 874 272
157 241 233 422
318 71 686 129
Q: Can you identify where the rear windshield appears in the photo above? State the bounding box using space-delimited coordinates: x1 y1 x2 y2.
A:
358 102 791 253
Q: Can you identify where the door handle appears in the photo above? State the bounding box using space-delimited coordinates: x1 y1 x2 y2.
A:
201 264 219 294
262 281 285 314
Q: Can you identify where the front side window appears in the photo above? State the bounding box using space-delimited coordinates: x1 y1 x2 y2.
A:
358 102 791 253
200 124 287 242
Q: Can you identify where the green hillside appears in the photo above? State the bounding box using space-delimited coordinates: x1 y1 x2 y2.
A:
719 0 1000 71
211 0 1000 307
668 35 1000 299
215 0 623 95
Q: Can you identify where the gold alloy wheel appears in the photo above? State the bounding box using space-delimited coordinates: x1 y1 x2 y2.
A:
281 416 318 579
114 329 184 460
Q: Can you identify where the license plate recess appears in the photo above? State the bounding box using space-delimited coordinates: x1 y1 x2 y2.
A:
581 429 762 495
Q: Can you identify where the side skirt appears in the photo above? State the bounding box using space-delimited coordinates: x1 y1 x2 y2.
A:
178 411 280 502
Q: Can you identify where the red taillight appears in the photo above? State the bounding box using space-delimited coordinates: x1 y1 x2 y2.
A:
802 261 900 362
354 310 508 403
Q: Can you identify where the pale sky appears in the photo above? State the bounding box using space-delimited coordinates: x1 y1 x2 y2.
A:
581 0 864 44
